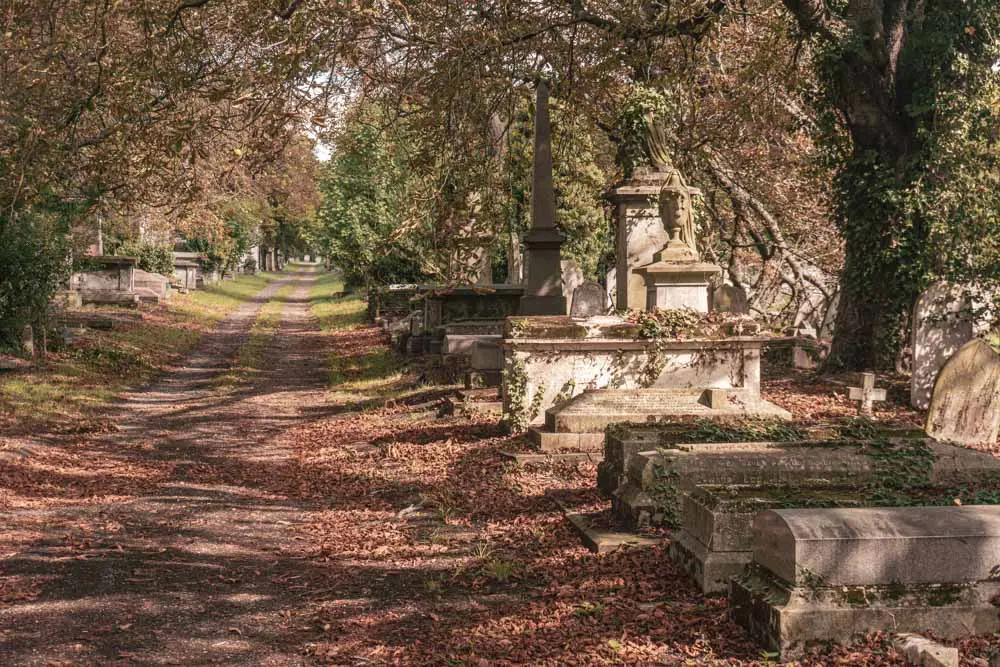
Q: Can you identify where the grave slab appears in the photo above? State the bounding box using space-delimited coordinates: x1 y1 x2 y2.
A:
608 437 1000 530
731 506 1000 657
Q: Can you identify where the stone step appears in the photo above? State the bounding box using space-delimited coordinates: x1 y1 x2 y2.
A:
545 388 791 434
441 390 503 417
527 427 605 452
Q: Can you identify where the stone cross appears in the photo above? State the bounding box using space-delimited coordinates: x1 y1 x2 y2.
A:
849 372 887 417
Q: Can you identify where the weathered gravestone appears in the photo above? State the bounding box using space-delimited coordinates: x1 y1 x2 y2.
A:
561 260 585 314
20 325 33 358
926 338 1000 446
911 282 977 410
712 284 749 315
819 291 839 341
730 506 1000 658
570 281 607 319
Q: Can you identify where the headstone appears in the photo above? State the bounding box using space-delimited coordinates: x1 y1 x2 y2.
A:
848 372 887 417
519 80 566 316
911 282 976 409
926 338 1000 446
731 506 1000 658
712 284 749 314
561 260 585 314
570 281 607 319
819 291 839 341
20 325 33 358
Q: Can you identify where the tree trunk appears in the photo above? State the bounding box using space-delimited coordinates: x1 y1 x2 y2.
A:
778 0 935 370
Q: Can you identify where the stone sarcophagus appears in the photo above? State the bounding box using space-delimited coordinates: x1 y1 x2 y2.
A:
730 506 1000 658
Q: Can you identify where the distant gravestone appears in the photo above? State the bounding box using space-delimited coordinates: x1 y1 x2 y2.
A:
20 325 33 358
712 284 749 314
570 281 607 319
561 260 585 315
818 292 839 341
926 338 1000 446
911 282 976 410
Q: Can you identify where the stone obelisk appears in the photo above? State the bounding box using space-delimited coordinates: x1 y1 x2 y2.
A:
519 80 566 315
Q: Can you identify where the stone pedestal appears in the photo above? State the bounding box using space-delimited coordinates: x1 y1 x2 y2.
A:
637 260 721 312
520 228 567 315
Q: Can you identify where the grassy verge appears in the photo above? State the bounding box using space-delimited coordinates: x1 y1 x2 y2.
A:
309 272 411 401
0 272 277 434
309 271 365 331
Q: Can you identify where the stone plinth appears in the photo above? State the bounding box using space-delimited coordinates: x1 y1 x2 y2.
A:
731 506 1000 657
520 228 567 315
369 284 420 330
74 256 139 307
637 260 721 313
172 259 200 291
134 269 170 303
440 320 504 358
422 285 523 330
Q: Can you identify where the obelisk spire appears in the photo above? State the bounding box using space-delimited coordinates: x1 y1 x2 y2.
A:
519 80 567 315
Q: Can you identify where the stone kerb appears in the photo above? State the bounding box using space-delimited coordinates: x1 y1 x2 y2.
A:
731 505 1000 657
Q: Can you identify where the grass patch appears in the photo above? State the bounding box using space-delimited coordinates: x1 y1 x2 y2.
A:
309 271 366 331
173 272 277 323
309 271 414 400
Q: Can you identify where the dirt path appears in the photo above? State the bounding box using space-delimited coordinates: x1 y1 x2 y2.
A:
0 270 336 666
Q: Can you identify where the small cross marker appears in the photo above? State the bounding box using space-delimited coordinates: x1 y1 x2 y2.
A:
849 372 887 417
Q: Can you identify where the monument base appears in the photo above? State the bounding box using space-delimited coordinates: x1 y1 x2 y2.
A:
519 295 568 316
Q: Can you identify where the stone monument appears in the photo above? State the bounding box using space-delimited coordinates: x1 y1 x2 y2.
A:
519 80 566 316
635 168 720 312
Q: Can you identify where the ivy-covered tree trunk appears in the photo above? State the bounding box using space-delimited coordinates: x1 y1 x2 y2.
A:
781 0 995 369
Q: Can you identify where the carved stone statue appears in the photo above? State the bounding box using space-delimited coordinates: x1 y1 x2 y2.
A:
658 167 700 259
643 112 673 171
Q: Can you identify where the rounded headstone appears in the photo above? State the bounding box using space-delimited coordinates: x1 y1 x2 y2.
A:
925 338 1000 446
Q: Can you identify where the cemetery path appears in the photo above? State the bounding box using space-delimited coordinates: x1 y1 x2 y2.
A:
0 270 338 666
5 271 994 666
